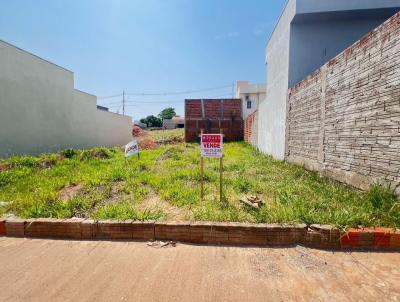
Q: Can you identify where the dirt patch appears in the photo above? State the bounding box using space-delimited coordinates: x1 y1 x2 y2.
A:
137 137 158 150
132 126 145 137
137 191 189 221
59 184 84 201
0 163 12 171
131 129 184 150
156 136 184 144
89 182 125 210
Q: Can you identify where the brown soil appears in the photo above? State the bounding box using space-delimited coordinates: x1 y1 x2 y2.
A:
58 184 83 201
137 137 158 150
0 163 11 171
137 191 189 221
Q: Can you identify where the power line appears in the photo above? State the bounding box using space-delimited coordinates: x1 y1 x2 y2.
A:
101 92 233 107
98 84 233 99
97 93 123 100
126 84 232 96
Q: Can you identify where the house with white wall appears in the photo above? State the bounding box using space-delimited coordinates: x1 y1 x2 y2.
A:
0 40 132 157
236 81 266 119
258 0 400 160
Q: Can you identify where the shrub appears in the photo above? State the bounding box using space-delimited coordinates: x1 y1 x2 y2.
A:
367 184 398 211
60 148 77 159
80 148 113 160
8 156 40 168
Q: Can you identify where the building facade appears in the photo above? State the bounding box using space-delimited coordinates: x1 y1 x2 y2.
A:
235 81 266 119
0 40 132 157
259 0 400 159
163 116 185 130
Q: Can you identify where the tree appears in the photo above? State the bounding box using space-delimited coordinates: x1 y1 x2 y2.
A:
140 115 162 127
158 107 176 120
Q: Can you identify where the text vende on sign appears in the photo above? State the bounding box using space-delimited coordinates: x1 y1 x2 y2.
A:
201 134 223 158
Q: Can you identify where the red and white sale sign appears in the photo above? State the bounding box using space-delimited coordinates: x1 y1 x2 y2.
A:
201 134 223 158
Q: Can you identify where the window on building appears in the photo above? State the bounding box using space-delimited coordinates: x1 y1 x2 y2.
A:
246 96 251 109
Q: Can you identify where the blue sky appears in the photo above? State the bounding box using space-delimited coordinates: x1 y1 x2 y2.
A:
0 0 286 120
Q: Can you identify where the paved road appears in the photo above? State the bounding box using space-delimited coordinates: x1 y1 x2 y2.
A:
0 237 399 302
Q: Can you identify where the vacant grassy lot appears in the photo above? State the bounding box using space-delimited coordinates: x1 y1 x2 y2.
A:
0 130 398 228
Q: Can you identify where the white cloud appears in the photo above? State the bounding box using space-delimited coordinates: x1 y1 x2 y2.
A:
253 29 264 36
214 31 239 40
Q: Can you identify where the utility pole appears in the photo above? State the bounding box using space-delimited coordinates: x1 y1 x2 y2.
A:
122 90 125 116
232 82 234 99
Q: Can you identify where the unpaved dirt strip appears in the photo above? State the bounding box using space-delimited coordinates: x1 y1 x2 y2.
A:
136 191 190 221
0 237 399 302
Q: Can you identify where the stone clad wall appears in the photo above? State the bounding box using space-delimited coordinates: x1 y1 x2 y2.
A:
286 12 400 190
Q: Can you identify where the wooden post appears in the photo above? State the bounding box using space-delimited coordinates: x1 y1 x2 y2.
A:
219 129 223 203
220 153 223 203
200 129 204 200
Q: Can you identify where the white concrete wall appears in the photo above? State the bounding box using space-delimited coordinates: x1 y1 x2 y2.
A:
0 40 132 157
236 81 266 119
258 0 296 159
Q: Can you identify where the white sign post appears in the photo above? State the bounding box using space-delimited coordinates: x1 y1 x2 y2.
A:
200 132 224 202
124 140 140 163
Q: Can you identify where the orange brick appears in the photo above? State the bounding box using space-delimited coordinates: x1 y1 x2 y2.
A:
390 233 400 248
341 229 360 248
374 231 392 248
0 219 5 236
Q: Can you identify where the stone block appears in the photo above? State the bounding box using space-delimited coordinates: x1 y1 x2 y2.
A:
132 221 155 241
5 218 26 237
190 222 213 244
155 222 190 242
227 223 268 246
96 220 133 240
25 218 83 239
81 219 96 240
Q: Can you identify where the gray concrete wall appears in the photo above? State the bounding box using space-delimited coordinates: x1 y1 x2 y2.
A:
296 0 400 14
0 40 132 157
289 17 389 87
258 0 296 160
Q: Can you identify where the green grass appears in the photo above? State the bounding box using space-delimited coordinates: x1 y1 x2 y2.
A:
0 141 398 228
149 128 184 143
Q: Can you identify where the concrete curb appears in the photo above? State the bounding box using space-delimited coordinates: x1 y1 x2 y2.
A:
0 218 399 250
